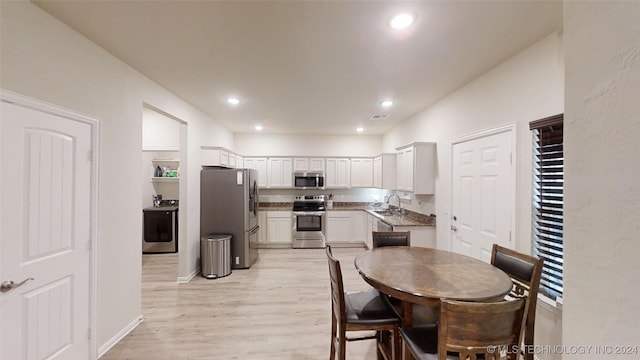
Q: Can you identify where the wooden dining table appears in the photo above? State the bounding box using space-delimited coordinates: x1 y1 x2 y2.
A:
354 246 514 327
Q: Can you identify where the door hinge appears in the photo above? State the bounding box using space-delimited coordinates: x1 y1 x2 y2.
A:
510 152 512 164
87 150 93 162
87 328 91 340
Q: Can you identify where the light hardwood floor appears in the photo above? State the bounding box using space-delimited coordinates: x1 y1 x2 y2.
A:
101 248 378 359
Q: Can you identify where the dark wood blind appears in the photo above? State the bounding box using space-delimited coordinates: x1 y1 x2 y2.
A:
531 114 563 300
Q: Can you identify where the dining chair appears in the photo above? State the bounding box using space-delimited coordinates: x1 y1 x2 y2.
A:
399 297 528 360
326 245 401 360
491 244 543 360
372 231 411 248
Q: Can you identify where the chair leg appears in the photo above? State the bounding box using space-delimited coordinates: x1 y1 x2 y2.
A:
392 328 401 360
377 330 387 360
338 331 346 360
330 315 336 360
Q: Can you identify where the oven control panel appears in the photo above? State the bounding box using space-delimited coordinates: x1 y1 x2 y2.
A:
294 195 325 201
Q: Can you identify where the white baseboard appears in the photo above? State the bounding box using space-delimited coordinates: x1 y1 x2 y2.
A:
98 315 143 358
176 267 198 284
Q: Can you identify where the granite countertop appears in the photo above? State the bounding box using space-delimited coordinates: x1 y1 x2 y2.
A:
259 202 293 211
331 203 435 227
258 202 435 227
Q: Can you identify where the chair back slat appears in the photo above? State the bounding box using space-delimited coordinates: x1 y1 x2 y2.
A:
326 246 346 324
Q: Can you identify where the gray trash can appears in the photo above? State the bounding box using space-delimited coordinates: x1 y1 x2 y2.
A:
201 234 232 279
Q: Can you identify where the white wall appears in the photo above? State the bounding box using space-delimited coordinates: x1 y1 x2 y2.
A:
383 32 564 358
142 106 181 150
0 1 234 354
234 133 382 157
564 2 640 358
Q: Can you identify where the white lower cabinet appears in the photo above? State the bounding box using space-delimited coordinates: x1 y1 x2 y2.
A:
260 211 292 247
326 211 352 244
352 211 366 243
326 211 367 247
258 212 267 245
394 226 436 248
365 213 375 249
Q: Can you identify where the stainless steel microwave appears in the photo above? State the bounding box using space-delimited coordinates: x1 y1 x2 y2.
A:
293 172 324 189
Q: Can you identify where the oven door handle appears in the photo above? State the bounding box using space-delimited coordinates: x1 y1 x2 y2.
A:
292 211 326 216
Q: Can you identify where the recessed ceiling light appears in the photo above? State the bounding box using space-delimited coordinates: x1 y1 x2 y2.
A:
390 13 414 29
356 127 364 133
255 125 263 131
381 100 394 108
227 97 240 105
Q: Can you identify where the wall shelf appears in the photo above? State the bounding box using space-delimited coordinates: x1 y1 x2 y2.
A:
151 177 179 183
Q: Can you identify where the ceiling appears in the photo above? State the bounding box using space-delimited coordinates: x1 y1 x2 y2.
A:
34 1 562 135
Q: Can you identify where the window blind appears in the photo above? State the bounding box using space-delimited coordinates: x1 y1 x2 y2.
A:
530 114 563 300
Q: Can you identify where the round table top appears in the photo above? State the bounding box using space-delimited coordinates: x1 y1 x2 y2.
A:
354 247 513 306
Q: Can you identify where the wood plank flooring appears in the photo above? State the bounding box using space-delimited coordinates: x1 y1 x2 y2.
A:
101 248 378 359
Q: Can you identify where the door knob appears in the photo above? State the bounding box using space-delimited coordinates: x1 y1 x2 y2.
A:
450 225 458 232
1 278 34 293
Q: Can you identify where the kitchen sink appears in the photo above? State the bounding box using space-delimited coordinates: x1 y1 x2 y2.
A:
374 210 395 216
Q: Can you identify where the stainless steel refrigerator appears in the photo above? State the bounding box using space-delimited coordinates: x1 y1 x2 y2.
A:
200 168 259 269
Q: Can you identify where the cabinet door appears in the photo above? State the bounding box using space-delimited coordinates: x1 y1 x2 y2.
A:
258 212 267 244
201 147 234 168
373 156 382 188
326 214 352 243
293 158 309 172
352 211 366 243
245 157 268 187
220 150 230 167
201 148 222 167
281 158 293 187
266 217 292 243
397 147 414 191
267 158 293 188
366 214 375 249
412 143 436 194
309 158 325 172
351 158 373 188
326 158 350 188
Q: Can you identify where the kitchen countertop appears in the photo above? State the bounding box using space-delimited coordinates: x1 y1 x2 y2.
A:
258 202 435 227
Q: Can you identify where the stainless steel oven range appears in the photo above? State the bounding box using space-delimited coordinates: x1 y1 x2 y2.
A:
292 195 326 249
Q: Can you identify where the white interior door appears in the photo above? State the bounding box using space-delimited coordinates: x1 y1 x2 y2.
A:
451 128 514 262
1 99 93 359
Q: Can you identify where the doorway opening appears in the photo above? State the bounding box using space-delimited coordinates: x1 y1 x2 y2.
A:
141 104 187 282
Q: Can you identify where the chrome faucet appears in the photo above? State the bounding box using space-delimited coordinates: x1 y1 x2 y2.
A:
386 194 405 215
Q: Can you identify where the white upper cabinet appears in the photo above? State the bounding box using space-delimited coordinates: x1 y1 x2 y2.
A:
350 158 373 188
293 158 325 173
325 158 350 188
373 153 397 190
201 146 241 168
244 157 268 187
396 142 436 194
267 157 293 188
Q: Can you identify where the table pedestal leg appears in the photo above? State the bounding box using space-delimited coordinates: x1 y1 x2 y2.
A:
400 301 414 360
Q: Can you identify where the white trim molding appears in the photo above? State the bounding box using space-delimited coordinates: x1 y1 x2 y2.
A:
98 315 143 358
